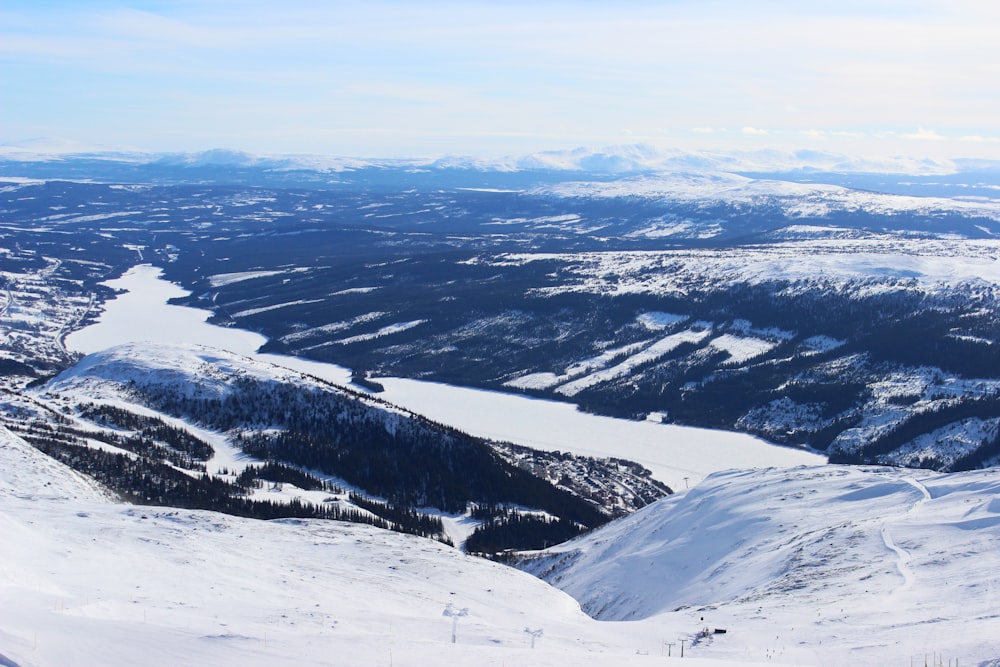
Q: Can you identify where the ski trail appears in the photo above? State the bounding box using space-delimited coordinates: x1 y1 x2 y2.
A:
903 475 932 501
881 523 915 588
881 474 931 591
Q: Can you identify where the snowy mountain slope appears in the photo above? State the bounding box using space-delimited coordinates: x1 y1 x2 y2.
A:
46 341 337 404
496 238 1000 296
0 428 768 667
5 423 998 666
518 465 1000 665
0 425 110 503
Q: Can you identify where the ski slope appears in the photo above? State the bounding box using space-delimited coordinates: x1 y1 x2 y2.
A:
519 465 1000 666
4 427 999 666
0 427 764 667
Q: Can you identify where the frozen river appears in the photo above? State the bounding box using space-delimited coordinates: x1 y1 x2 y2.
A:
66 264 825 491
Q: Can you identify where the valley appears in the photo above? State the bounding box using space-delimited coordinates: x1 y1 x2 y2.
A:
2 148 1000 665
4 152 1000 471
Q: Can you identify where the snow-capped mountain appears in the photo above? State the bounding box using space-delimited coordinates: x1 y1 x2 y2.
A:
504 144 963 176
2 141 986 176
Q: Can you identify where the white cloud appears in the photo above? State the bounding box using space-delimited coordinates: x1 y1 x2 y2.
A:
902 128 946 141
743 127 769 136
959 135 1000 143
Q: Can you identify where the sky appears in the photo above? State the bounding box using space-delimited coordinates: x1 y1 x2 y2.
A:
1 0 999 160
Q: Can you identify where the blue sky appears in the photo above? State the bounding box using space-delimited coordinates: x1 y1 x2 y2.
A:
2 0 998 159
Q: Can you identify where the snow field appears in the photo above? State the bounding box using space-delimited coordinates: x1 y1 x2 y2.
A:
334 319 427 345
533 171 1000 223
554 326 712 397
1 430 769 667
6 425 998 666
501 238 1000 298
507 312 785 396
706 334 778 365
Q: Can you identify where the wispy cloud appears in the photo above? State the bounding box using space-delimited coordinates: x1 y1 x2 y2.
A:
959 135 1000 144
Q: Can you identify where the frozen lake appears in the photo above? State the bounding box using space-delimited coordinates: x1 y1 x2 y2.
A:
66 264 825 491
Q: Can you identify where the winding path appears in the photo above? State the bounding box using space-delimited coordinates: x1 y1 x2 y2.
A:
880 474 932 591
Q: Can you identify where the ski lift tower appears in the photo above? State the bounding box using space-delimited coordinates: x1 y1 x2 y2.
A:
524 627 544 649
442 604 469 644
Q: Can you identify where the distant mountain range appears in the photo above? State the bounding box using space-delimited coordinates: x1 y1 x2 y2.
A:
4 140 996 175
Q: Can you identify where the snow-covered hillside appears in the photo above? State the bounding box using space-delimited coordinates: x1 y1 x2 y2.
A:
0 427 761 667
5 423 1000 666
494 239 1000 296
532 171 1000 224
519 465 1000 665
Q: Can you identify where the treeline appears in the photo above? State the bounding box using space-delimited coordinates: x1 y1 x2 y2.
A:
234 461 339 492
78 402 214 461
465 506 585 555
19 429 439 535
951 429 1000 471
348 492 448 542
569 295 1000 461
14 418 209 472
124 374 606 529
858 308 1000 378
